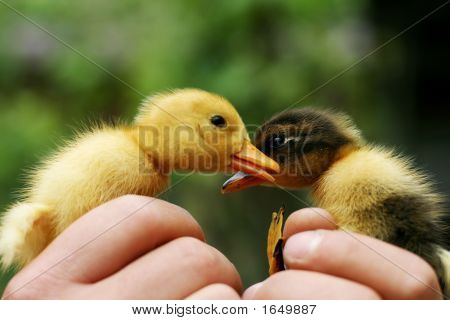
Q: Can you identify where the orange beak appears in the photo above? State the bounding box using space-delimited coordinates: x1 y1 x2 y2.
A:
222 141 279 193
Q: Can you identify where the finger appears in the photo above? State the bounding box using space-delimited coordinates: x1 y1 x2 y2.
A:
283 230 442 299
93 237 243 299
284 208 336 239
19 195 204 284
242 283 264 300
186 284 241 300
250 270 381 299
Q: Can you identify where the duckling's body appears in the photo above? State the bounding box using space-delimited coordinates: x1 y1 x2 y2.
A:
0 88 279 269
314 146 448 291
223 108 449 296
0 126 167 267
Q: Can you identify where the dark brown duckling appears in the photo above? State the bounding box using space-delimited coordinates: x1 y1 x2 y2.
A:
223 107 450 296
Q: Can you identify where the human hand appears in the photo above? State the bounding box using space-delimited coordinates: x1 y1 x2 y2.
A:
244 208 442 299
2 195 242 299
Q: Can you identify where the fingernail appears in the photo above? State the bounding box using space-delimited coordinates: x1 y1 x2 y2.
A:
242 282 263 300
284 231 323 262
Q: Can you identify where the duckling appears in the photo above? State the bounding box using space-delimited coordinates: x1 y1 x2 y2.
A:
0 88 280 269
222 107 450 296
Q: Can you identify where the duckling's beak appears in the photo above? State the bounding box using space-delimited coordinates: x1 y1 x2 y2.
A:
221 171 265 193
222 141 279 193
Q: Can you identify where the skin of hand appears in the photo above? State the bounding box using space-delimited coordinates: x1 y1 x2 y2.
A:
2 195 242 300
244 208 443 300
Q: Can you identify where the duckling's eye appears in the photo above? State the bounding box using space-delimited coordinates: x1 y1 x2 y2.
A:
210 115 227 128
270 134 286 149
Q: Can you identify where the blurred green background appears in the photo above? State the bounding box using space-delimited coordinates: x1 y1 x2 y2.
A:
1 0 449 295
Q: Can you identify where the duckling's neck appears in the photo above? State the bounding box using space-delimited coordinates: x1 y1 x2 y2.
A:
127 126 174 174
311 143 360 196
332 143 359 163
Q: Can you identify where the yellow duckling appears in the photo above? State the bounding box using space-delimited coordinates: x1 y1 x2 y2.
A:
0 88 279 269
223 107 450 296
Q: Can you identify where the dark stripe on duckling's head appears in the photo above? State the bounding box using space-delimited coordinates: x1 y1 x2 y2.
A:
253 108 364 187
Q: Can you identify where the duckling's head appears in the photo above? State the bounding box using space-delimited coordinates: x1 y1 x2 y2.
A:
135 88 279 178
222 107 364 192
